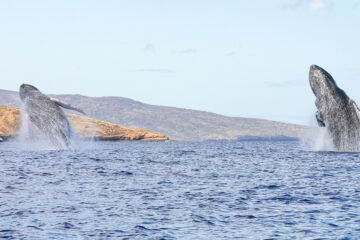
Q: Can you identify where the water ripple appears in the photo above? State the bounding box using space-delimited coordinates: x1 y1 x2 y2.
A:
1 141 360 239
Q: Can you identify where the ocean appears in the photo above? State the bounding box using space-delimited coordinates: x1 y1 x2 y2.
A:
1 140 360 239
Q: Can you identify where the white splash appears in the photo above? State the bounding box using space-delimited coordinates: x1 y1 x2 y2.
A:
15 105 56 150
15 104 97 151
300 114 335 152
307 127 335 151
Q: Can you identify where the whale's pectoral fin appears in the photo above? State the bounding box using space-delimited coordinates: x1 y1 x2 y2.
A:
350 100 360 121
50 98 86 115
316 111 325 127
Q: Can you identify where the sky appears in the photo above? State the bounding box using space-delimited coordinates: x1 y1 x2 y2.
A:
0 0 359 125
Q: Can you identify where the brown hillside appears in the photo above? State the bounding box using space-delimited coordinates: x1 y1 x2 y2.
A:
0 106 20 138
0 106 168 141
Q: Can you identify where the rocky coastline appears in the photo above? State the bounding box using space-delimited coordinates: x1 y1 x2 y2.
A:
0 106 169 142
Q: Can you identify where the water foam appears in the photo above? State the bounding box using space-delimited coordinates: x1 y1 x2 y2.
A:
301 115 335 151
14 104 97 151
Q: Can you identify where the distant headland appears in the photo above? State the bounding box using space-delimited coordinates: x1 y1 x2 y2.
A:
0 89 306 141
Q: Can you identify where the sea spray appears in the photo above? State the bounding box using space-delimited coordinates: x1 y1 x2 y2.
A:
16 104 97 151
17 105 30 144
300 115 335 151
69 114 98 150
307 127 335 151
15 104 60 150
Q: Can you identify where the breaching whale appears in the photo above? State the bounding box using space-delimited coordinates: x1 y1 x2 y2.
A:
309 65 360 151
19 84 85 148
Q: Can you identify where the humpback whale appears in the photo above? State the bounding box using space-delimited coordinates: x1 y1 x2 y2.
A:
309 65 360 151
19 84 85 148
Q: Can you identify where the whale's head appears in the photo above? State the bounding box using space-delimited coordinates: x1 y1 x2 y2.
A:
19 84 40 101
309 64 350 112
309 65 338 99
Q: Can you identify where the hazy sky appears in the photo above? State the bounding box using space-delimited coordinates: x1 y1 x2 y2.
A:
0 0 359 125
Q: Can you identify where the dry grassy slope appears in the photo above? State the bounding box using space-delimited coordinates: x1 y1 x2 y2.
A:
67 114 168 141
0 89 306 141
0 106 168 141
0 106 20 138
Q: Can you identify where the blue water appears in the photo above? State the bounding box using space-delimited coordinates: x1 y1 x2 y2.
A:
1 140 360 239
